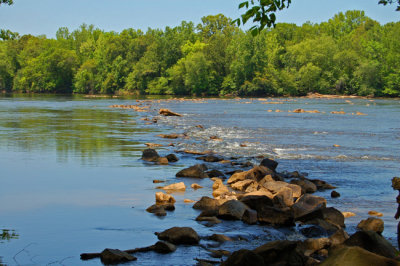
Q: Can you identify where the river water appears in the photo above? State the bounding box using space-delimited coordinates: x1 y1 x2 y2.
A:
0 95 399 265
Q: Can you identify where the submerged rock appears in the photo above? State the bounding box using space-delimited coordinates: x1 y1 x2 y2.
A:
153 241 177 254
208 234 233 243
165 154 179 162
100 249 137 264
156 227 200 245
196 155 223 162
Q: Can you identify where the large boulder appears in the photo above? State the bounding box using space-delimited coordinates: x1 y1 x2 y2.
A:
228 166 274 184
290 179 317 194
357 217 384 234
292 194 327 219
344 230 398 259
207 169 225 178
296 207 345 228
253 240 307 266
329 228 350 246
141 148 160 162
218 200 248 220
259 158 278 171
221 249 265 266
257 206 295 226
273 187 294 208
176 164 209 178
320 246 400 266
231 179 256 192
100 249 137 264
212 178 230 198
263 181 291 194
193 196 220 211
240 194 274 210
156 227 199 245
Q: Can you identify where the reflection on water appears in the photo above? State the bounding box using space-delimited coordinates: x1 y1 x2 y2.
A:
0 229 18 243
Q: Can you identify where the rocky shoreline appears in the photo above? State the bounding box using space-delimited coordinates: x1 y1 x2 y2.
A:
80 106 400 265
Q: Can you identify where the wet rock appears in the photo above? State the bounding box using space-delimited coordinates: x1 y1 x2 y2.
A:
290 179 317 194
141 148 160 162
196 216 222 226
176 164 209 178
285 171 305 179
300 238 331 255
196 155 223 162
287 184 303 198
153 179 165 183
292 194 327 219
240 194 274 210
310 179 337 190
300 225 328 238
146 204 175 216
156 227 199 245
153 241 177 254
159 108 182 116
257 206 295 226
218 200 248 220
263 181 291 194
296 207 345 228
157 133 181 139
253 240 307 266
242 208 258 225
209 234 232 243
157 157 169 165
259 158 278 171
155 192 176 204
221 249 265 266
344 230 398 259
193 196 220 211
184 199 195 203
357 217 384 234
206 169 225 178
329 228 349 246
320 246 400 266
331 190 341 198
304 218 341 234
244 182 259 193
392 177 400 190
212 178 229 197
165 154 179 162
161 182 186 191
227 166 274 184
231 179 256 192
258 175 275 186
145 143 163 148
342 212 356 218
368 210 383 217
191 183 203 189
208 249 231 258
100 249 137 264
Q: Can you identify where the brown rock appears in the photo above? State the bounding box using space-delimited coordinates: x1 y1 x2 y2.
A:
191 183 203 189
193 196 220 211
157 157 169 165
357 217 384 234
290 179 317 194
156 227 199 245
141 148 160 162
242 208 258 225
231 179 256 192
331 190 341 198
368 211 383 217
155 192 176 204
176 164 209 178
159 108 182 117
161 182 186 191
165 154 179 162
292 194 327 219
153 241 176 254
100 249 137 264
221 249 265 266
209 234 232 243
218 200 248 220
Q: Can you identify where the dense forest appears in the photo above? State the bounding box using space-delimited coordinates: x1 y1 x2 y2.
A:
0 11 399 97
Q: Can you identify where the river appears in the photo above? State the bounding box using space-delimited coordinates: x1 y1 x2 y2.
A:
0 95 399 265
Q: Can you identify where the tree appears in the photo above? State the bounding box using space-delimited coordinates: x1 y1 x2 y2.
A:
0 0 13 5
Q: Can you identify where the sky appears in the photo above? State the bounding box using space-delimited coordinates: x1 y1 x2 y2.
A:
0 0 399 38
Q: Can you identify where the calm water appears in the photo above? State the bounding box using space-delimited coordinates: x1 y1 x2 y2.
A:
0 95 399 265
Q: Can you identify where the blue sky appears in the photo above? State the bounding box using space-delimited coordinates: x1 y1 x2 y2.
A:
0 0 399 38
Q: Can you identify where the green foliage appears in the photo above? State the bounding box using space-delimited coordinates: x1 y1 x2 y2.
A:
0 0 13 5
0 12 399 97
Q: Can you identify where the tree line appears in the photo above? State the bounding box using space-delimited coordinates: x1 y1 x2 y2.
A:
0 11 399 97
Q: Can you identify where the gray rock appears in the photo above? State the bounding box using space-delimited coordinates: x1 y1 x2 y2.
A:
292 194 326 219
141 148 160 162
176 164 209 178
218 200 248 220
257 206 295 226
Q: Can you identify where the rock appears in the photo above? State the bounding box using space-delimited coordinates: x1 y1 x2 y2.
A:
296 207 345 228
310 179 337 190
244 182 259 193
320 246 400 266
184 199 195 203
253 240 307 266
227 166 274 184
157 133 181 139
368 211 383 217
218 200 248 220
176 164 209 178
153 241 177 254
155 192 176 204
208 249 231 258
161 182 186 191
287 184 303 198
240 194 274 210
209 234 232 243
257 206 295 226
304 218 341 234
258 175 275 186
146 204 175 216
221 249 265 266
157 157 169 165
196 216 222 226
301 238 331 254
153 179 165 183
342 212 356 218
292 194 327 219
191 183 203 189
344 230 398 259
273 187 294 208
300 225 328 238
193 196 220 211
212 178 230 198
100 249 137 264
392 177 400 190
357 217 384 234
159 108 182 116
242 208 258 225
196 155 223 162
231 180 256 192
156 227 199 245
210 135 223 141
263 181 291 194
165 154 179 162
290 179 317 194
259 158 278 171
331 190 341 198
141 148 160 162
329 229 350 246
207 169 225 178
145 143 163 147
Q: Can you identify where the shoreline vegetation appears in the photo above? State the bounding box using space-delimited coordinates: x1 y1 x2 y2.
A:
79 104 400 265
1 10 399 98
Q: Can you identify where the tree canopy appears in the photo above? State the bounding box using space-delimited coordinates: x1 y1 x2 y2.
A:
0 0 13 5
1 12 399 97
